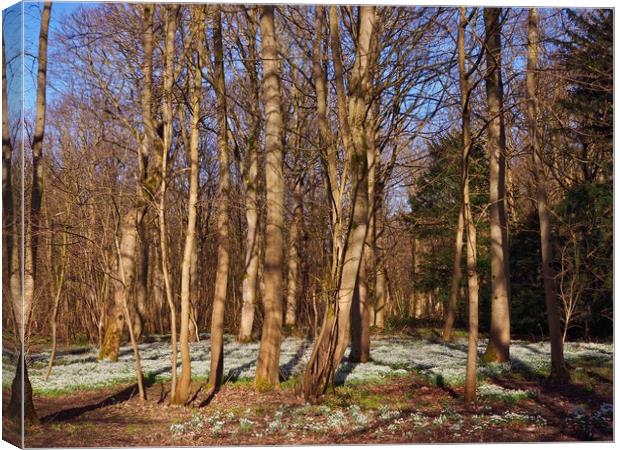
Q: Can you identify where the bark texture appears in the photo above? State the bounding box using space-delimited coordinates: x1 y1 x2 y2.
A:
301 6 376 402
238 12 261 343
458 7 481 403
255 5 285 390
526 8 567 379
174 6 205 404
483 7 511 364
209 6 231 391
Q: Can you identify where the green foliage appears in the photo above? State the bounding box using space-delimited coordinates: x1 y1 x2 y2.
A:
554 181 613 338
406 132 489 327
508 213 549 337
556 9 613 181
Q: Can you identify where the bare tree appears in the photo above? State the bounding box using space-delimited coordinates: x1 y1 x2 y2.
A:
301 6 376 402
174 5 205 404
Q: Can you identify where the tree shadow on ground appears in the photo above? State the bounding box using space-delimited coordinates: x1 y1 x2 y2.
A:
279 339 311 381
487 357 611 441
40 368 167 423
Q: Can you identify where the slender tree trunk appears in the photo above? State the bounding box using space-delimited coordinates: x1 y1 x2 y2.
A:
174 6 205 404
443 205 464 341
2 37 13 293
133 221 149 340
374 194 386 329
351 79 378 360
285 167 303 328
526 8 567 380
160 4 179 403
45 223 68 380
350 251 370 362
458 7 481 404
255 5 285 390
114 235 146 401
208 6 231 392
483 7 511 363
285 73 304 330
9 2 52 424
238 13 261 343
301 6 375 402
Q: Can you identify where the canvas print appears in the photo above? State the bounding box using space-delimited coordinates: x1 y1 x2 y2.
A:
1 1 614 447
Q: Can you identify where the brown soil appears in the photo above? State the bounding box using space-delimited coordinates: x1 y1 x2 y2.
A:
6 363 612 447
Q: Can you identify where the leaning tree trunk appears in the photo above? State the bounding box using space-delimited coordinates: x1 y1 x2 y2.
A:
174 6 204 404
458 7 481 404
482 7 511 364
301 5 376 402
208 6 231 392
526 8 567 379
255 5 286 390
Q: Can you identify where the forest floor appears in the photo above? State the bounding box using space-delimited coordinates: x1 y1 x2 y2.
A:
2 329 613 446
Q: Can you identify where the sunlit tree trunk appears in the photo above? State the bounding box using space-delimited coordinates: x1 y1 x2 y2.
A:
160 4 179 402
374 192 386 330
351 67 378 360
8 1 52 424
99 4 160 362
482 7 511 364
174 5 205 404
285 163 303 329
302 6 375 402
458 7 481 404
134 221 149 339
526 8 567 379
238 11 261 343
255 5 285 390
209 5 231 392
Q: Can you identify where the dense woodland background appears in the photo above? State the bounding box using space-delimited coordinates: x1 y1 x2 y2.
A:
1 2 613 424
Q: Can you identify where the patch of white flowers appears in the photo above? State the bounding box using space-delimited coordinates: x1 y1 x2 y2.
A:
379 405 401 420
477 383 534 401
24 334 612 396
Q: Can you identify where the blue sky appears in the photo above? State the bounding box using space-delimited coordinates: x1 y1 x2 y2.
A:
3 1 96 119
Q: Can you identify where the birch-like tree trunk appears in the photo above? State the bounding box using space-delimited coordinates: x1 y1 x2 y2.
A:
482 7 511 364
526 8 567 379
255 5 286 390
